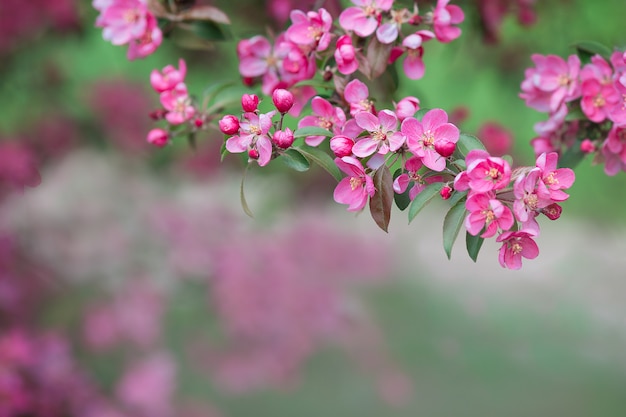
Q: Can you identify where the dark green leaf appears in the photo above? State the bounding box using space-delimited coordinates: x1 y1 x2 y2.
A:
573 40 612 63
456 133 486 157
187 132 197 151
240 166 254 218
293 126 333 139
408 182 444 223
282 148 310 172
295 145 343 182
187 20 231 42
466 231 484 262
413 108 430 121
178 5 230 24
369 165 394 233
558 144 586 169
220 140 228 162
442 200 467 259
392 169 412 211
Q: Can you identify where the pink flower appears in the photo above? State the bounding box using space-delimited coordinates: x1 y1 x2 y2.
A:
334 35 359 75
512 168 551 234
432 0 464 43
219 115 240 135
352 110 405 157
497 231 539 270
376 8 413 44
393 156 444 201
534 152 575 201
476 122 513 156
286 8 333 51
298 96 346 146
225 111 276 166
580 78 620 123
96 0 149 46
401 108 459 171
339 0 393 38
601 124 626 176
272 128 294 149
330 135 355 157
241 93 259 112
454 149 511 194
160 84 195 125
344 79 375 116
333 156 376 211
394 31 434 80
394 96 420 121
272 88 295 113
465 192 514 238
150 59 187 93
519 54 581 113
146 128 169 147
127 13 161 60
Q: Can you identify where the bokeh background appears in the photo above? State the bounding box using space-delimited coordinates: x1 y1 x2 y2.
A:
2 0 626 416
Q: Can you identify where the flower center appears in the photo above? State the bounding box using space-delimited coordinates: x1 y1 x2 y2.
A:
372 130 386 142
544 172 558 186
511 241 523 255
557 74 571 87
422 131 434 147
349 176 363 190
318 118 332 129
482 209 495 224
486 167 501 180
593 94 606 108
249 125 262 135
524 193 538 210
124 9 140 23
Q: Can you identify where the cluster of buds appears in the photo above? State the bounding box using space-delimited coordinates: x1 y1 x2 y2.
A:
521 48 626 175
94 0 162 60
146 59 201 147
454 150 574 269
218 89 296 166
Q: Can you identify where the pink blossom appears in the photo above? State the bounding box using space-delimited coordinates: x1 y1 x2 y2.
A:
394 96 420 121
287 85 317 117
241 94 259 112
497 231 539 270
225 111 276 166
476 121 513 156
330 135 355 157
512 168 551 234
127 13 161 60
272 128 295 149
146 128 169 147
396 31 435 80
352 110 405 157
150 59 187 93
454 149 511 194
601 124 626 176
96 0 149 46
160 84 195 125
344 79 375 116
334 35 359 75
519 54 581 113
432 0 464 43
339 0 393 38
333 156 376 211
298 96 346 146
580 55 614 85
376 8 412 44
580 78 620 123
272 88 295 113
219 115 240 135
393 156 444 201
286 8 333 51
465 192 514 238
534 152 575 201
401 108 459 171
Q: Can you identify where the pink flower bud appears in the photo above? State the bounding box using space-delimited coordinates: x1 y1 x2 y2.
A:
542 203 562 220
440 185 452 200
149 109 167 120
272 88 294 113
241 94 259 112
395 96 420 121
194 118 204 128
218 115 240 135
147 128 169 147
434 140 456 157
272 128 294 149
580 139 595 153
330 135 354 157
248 149 260 160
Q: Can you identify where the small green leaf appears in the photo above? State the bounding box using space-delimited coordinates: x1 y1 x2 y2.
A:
240 167 254 218
187 132 197 151
456 133 486 157
295 145 343 182
413 108 430 121
178 5 231 24
293 126 333 139
573 40 612 63
187 20 231 42
369 165 394 233
220 140 228 162
408 182 444 223
557 144 586 169
466 231 484 262
442 200 467 260
282 148 310 172
392 169 412 211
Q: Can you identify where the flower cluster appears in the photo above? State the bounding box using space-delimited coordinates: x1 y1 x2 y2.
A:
521 49 626 175
454 150 574 269
146 59 200 147
94 0 162 60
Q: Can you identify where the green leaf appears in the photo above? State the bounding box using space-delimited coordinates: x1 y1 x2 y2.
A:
178 5 231 24
281 148 310 172
220 140 228 162
557 143 586 169
295 145 343 182
466 231 484 262
187 20 231 42
413 108 430 121
293 126 333 139
442 200 467 260
392 169 412 211
187 132 197 151
456 133 486 157
240 166 254 218
573 40 612 63
369 165 394 233
408 182 444 223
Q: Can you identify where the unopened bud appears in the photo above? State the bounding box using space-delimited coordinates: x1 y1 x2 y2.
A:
272 88 294 113
440 185 452 200
542 203 562 220
580 139 595 154
272 128 294 149
194 118 204 128
434 140 456 158
330 135 354 157
395 96 420 121
147 128 169 147
218 115 240 135
149 109 167 120
248 149 260 160
241 94 259 112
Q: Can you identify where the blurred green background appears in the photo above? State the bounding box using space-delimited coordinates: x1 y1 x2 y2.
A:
2 0 626 416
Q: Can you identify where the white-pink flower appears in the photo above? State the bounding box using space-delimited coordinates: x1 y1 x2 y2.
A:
286 8 333 51
96 0 149 46
334 35 359 75
150 59 187 93
432 0 464 43
339 0 393 38
465 192 514 238
497 231 539 270
352 110 405 157
225 111 276 166
160 84 195 125
298 96 346 146
333 156 376 211
344 79 375 117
